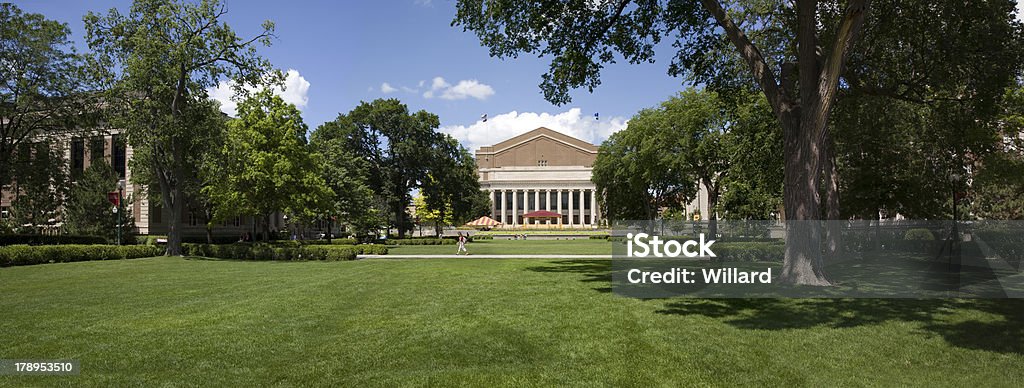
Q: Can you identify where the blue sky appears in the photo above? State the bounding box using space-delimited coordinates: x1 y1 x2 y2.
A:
19 1 1024 152
15 0 692 152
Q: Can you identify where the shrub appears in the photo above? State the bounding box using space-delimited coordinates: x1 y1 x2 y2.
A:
391 238 455 245
0 244 163 267
589 235 610 240
179 242 381 261
470 235 493 241
904 228 936 241
0 234 107 246
713 242 785 262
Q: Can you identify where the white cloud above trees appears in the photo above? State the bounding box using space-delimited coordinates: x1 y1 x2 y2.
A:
439 108 627 153
208 69 310 116
423 76 495 100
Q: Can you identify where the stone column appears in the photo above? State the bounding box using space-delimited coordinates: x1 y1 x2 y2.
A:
489 189 496 219
568 189 575 227
544 189 551 211
500 190 507 228
512 190 518 226
557 190 563 227
593 188 601 227
536 189 544 225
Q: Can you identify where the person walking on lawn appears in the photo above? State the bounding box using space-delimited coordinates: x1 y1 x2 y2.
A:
456 233 469 255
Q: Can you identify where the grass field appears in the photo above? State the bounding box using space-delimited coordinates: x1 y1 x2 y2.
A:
388 238 611 255
2 256 1023 386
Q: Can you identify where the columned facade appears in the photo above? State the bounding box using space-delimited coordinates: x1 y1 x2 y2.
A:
476 127 602 229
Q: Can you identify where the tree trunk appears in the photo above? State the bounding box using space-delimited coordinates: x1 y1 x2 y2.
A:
326 217 333 244
163 186 184 256
262 214 271 241
779 112 831 286
706 181 720 239
823 134 842 259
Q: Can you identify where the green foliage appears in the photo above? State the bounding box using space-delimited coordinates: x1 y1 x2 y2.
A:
903 229 935 241
329 99 442 237
594 88 725 221
720 94 782 220
85 0 275 254
207 89 333 237
0 244 162 267
180 243 386 261
0 4 98 187
63 160 135 242
5 141 70 233
308 117 380 237
0 234 106 246
390 238 456 246
420 135 491 232
713 242 785 262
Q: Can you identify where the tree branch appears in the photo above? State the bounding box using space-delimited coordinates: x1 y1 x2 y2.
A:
699 0 785 117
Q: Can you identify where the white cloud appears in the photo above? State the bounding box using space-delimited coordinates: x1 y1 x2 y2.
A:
1018 1 1023 21
380 82 398 93
423 76 495 100
439 108 628 153
414 0 433 7
207 69 311 117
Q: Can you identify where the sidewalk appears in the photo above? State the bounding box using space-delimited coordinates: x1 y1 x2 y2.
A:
357 254 611 259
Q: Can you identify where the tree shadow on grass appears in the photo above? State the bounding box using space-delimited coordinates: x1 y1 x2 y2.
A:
656 298 1024 354
526 259 612 293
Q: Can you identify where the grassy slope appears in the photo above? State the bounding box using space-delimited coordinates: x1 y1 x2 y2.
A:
1 257 1022 386
387 239 612 255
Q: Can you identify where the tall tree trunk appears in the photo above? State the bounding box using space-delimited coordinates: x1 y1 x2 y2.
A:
779 112 830 285
326 217 333 244
823 133 842 259
705 180 720 239
262 214 271 241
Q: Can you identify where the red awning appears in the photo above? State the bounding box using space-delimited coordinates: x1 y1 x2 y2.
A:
523 210 561 218
465 216 502 226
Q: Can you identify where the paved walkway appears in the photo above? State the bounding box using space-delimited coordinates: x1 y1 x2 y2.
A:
357 254 611 259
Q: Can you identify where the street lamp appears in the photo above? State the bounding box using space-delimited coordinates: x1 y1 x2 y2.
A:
116 179 125 245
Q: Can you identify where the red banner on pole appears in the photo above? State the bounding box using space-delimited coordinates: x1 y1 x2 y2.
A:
107 191 120 207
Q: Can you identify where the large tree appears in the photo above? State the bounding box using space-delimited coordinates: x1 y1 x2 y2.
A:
1 4 96 189
206 89 332 241
5 140 70 233
85 0 274 255
63 160 135 241
593 106 698 223
334 99 440 239
453 0 1022 284
309 115 380 241
421 135 491 236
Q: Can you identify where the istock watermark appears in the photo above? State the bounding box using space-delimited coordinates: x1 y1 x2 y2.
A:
611 220 1024 299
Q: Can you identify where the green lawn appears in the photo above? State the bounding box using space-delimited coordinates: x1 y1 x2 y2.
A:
2 256 1023 386
388 238 612 255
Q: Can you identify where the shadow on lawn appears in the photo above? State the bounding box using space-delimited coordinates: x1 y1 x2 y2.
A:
656 298 1024 354
526 259 612 293
521 259 1024 354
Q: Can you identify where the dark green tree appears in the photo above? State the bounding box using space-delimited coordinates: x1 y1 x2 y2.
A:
336 99 441 239
85 0 275 254
1 4 97 189
6 141 70 233
309 115 381 241
206 89 333 241
421 135 491 236
63 160 135 241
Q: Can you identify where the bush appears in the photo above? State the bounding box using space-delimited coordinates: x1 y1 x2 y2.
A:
713 242 785 262
180 242 385 261
470 235 493 241
0 234 107 246
904 228 936 241
589 235 610 240
0 244 163 267
391 238 455 245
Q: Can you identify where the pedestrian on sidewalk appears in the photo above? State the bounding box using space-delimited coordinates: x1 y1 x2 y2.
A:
456 233 469 255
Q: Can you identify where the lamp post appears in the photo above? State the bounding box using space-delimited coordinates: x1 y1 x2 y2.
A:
116 180 125 245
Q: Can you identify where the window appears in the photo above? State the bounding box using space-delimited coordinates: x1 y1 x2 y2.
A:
112 134 127 178
233 216 241 227
90 137 105 166
188 211 198 226
537 160 548 166
1 207 8 219
71 138 84 178
151 203 162 224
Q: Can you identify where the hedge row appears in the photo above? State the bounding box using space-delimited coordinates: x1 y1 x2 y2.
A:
712 242 785 262
181 243 387 261
0 245 163 267
0 234 107 246
390 238 456 245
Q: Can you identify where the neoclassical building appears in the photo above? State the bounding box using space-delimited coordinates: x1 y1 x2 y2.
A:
476 127 602 228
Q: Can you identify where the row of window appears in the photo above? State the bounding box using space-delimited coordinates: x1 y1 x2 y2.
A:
70 135 127 179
